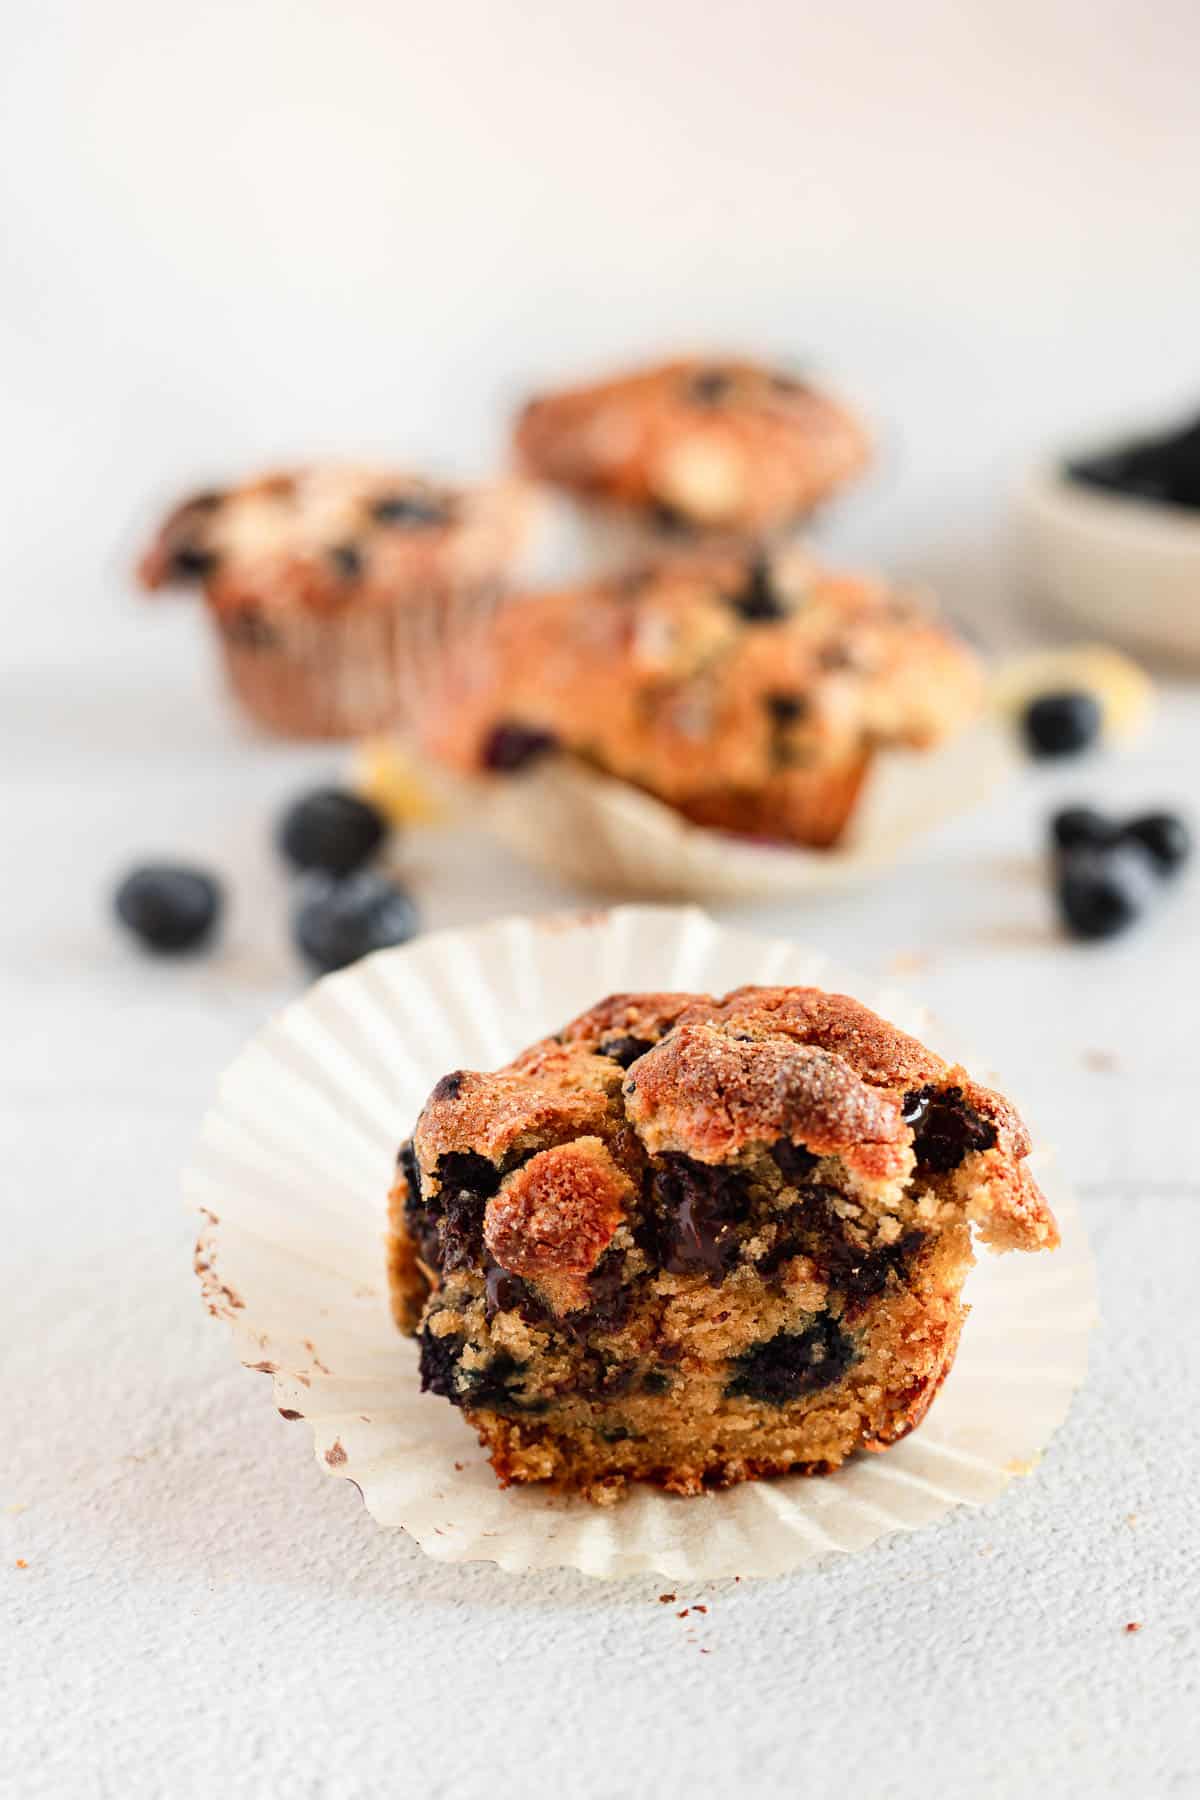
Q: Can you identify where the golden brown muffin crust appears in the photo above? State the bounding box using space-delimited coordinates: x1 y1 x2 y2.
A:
425 547 982 850
514 355 870 532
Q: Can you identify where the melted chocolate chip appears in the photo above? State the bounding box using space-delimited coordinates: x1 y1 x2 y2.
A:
430 1072 466 1103
583 1248 632 1332
481 723 558 773
724 1318 857 1405
430 1150 501 1271
484 1262 548 1325
771 1138 818 1184
641 1370 671 1395
905 1085 997 1174
649 1155 747 1279
599 1035 655 1069
728 558 785 623
370 492 452 528
328 543 363 581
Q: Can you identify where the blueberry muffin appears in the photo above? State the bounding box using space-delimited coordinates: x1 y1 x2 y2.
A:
139 466 529 739
514 355 869 543
388 987 1058 1503
424 547 982 849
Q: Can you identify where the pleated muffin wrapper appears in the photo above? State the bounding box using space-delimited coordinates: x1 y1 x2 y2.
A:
205 479 551 742
188 907 1095 1582
419 718 1010 900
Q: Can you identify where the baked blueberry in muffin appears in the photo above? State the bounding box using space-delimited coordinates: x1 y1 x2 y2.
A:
424 547 982 849
139 466 529 739
387 986 1058 1503
514 355 869 540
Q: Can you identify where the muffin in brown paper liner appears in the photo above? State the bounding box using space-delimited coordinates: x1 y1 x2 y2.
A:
139 465 532 740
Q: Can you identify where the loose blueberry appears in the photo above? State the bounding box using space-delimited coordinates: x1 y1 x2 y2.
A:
278 788 388 877
293 871 418 973
1056 845 1156 941
1120 811 1191 877
1022 690 1102 758
481 723 558 772
1050 805 1113 853
114 864 223 953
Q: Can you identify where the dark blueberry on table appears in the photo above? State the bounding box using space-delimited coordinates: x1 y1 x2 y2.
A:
1022 690 1102 759
328 542 363 581
278 788 388 877
1121 811 1192 877
370 492 453 528
292 871 419 974
481 722 558 773
1050 805 1113 853
1056 845 1157 942
114 864 223 953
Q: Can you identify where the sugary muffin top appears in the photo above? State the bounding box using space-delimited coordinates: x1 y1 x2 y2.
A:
513 355 870 532
139 466 527 615
407 985 1058 1288
426 547 982 796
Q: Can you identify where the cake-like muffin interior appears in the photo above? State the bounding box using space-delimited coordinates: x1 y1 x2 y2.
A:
514 355 870 533
424 548 982 849
388 986 1058 1503
139 465 525 619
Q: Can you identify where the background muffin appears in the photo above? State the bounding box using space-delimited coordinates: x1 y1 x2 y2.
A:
514 354 870 545
423 546 982 849
139 465 530 739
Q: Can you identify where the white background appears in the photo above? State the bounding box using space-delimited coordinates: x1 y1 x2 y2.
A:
4 4 1200 1796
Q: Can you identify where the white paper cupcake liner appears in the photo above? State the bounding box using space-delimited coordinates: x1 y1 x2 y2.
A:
186 906 1095 1581
422 718 1012 900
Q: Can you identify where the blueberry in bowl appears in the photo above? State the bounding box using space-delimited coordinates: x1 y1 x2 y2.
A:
1023 411 1200 661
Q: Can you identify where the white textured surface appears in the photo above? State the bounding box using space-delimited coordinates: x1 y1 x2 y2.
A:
5 2 1200 1791
5 609 1200 1798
